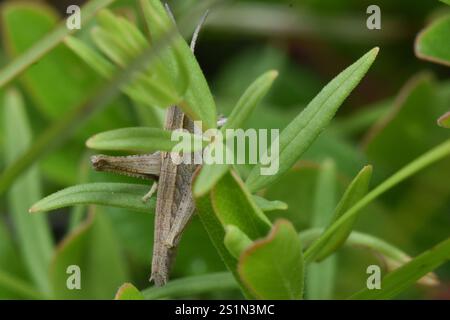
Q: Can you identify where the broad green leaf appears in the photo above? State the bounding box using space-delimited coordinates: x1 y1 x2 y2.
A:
140 0 217 129
51 212 128 299
194 70 278 196
351 237 450 299
142 272 238 299
300 229 438 287
308 165 373 262
224 225 252 259
30 183 156 214
415 15 450 67
0 0 116 88
246 47 379 192
238 219 304 300
115 283 144 300
305 138 450 269
441 0 450 5
86 127 207 152
195 187 252 298
252 195 288 212
306 159 337 300
3 89 53 295
438 111 450 128
211 171 271 240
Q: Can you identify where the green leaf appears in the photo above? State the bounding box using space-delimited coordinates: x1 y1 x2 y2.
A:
222 70 279 130
30 183 156 214
224 225 252 259
140 0 217 129
305 138 450 269
2 89 53 295
211 171 271 240
50 212 128 299
193 70 278 196
0 6 194 195
252 195 288 212
415 15 450 67
441 0 450 5
300 229 438 287
86 127 207 152
0 0 116 88
0 269 43 300
246 47 379 192
438 111 450 128
194 170 256 299
142 272 238 299
306 159 337 300
351 237 450 299
64 35 164 123
1 3 105 119
0 219 41 299
238 219 304 300
364 73 449 177
115 283 144 300
307 165 373 262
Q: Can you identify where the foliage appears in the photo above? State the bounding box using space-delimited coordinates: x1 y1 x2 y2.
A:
0 0 448 300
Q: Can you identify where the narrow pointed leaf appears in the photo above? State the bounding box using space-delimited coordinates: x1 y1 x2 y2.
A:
246 47 379 192
222 70 278 130
306 159 337 300
86 127 207 152
351 237 450 299
305 138 450 267
30 183 156 214
194 70 278 196
309 165 373 262
140 0 217 129
142 272 238 299
238 219 304 300
3 89 53 294
0 0 117 88
300 229 438 287
51 212 128 299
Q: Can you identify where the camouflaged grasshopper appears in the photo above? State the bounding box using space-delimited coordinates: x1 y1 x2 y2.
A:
91 9 214 286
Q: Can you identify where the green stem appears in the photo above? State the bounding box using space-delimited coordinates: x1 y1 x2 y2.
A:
141 272 238 299
305 138 450 261
0 0 117 88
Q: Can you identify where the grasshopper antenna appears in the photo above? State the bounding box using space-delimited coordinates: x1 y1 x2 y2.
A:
190 9 210 52
164 3 210 53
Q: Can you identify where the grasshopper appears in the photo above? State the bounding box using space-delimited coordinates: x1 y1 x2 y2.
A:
90 10 215 286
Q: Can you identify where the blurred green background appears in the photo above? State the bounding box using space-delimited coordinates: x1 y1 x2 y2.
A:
0 0 449 299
